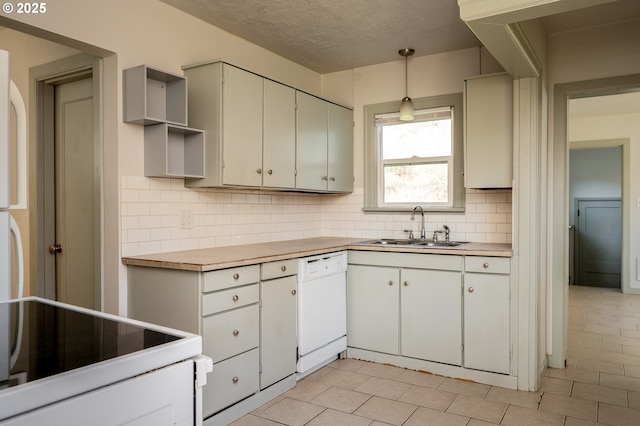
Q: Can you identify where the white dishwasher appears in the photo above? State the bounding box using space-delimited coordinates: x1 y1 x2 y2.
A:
297 251 347 377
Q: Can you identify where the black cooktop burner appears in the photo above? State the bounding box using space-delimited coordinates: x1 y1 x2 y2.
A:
0 300 181 389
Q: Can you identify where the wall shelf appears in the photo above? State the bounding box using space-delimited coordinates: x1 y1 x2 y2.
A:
144 123 205 178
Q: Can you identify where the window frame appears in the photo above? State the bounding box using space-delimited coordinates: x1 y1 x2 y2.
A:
363 93 465 213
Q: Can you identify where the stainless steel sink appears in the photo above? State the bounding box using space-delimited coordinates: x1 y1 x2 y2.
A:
357 239 468 248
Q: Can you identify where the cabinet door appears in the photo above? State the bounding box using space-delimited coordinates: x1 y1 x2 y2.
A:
263 80 296 188
222 65 263 187
296 91 328 191
464 273 510 374
347 265 399 354
401 269 462 365
327 104 353 193
464 73 513 188
260 275 297 389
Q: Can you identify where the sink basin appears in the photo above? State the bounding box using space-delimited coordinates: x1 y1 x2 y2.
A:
357 239 468 248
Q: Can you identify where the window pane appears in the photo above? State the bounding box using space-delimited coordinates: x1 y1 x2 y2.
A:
382 119 451 160
383 163 448 203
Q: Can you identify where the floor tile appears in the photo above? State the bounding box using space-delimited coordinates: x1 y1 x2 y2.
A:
354 376 411 400
501 405 564 426
353 396 417 425
600 373 640 392
310 386 371 413
598 402 640 426
467 419 500 426
355 362 405 380
623 345 640 356
563 417 600 426
230 414 280 425
403 406 469 426
305 408 372 426
329 358 369 373
628 390 640 410
316 369 371 391
256 397 325 426
571 382 628 406
485 386 541 409
437 377 491 398
599 351 640 367
396 369 445 389
538 392 597 421
540 376 573 396
547 366 598 385
575 358 624 375
285 379 332 402
446 394 507 423
397 385 456 411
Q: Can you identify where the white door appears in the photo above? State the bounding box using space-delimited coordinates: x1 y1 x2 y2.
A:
401 268 462 365
296 92 328 191
464 273 510 374
260 275 297 389
347 265 399 354
52 77 97 309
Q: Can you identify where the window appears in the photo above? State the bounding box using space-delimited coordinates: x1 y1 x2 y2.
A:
364 93 464 212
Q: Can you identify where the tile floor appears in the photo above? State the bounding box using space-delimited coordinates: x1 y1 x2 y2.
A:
232 285 640 425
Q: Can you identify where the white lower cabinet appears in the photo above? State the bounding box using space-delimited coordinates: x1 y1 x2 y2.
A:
260 274 297 389
347 264 399 354
401 268 462 365
463 257 511 374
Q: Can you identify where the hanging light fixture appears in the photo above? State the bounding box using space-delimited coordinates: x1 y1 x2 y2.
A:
398 48 415 121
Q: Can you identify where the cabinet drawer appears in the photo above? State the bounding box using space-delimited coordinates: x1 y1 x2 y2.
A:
261 259 298 280
203 265 260 292
203 304 259 363
465 256 510 274
202 283 259 316
203 348 259 416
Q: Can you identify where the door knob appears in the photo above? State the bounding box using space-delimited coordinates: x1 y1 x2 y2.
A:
48 244 62 254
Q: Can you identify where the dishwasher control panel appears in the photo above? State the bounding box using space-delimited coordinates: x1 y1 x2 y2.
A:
298 251 347 281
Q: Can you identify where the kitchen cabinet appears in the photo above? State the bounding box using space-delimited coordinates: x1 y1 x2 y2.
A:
296 92 354 193
401 268 461 365
347 264 399 354
464 73 513 188
143 123 205 178
259 259 298 389
463 256 511 374
263 80 296 188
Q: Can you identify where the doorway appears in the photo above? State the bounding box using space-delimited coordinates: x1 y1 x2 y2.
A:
32 55 102 310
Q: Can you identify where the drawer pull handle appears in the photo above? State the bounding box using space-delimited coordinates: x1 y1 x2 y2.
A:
281 265 287 272
291 289 297 296
232 295 239 302
483 262 489 269
232 376 239 384
232 329 239 336
233 273 240 280
468 287 474 293
257 168 262 175
268 169 273 175
388 281 393 286
403 281 409 287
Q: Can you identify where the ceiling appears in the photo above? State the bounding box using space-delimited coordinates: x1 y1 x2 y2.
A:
160 0 640 74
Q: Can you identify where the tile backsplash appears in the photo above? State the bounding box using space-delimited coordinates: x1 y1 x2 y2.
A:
121 176 512 257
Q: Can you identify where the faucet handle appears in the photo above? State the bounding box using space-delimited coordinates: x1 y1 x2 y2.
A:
403 229 414 239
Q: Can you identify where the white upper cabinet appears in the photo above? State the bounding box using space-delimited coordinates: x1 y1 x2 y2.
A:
328 103 354 193
296 92 328 192
464 73 513 188
263 80 296 189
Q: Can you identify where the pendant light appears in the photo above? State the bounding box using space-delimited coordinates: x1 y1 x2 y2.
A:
398 48 415 121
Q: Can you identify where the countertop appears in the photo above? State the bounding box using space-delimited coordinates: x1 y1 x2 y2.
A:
122 237 512 272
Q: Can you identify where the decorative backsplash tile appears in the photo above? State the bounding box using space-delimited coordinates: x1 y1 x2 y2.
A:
121 177 512 256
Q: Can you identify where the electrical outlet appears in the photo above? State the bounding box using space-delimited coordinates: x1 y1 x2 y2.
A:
179 210 193 229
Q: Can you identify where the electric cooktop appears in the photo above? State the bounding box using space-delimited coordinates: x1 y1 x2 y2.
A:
1 299 182 389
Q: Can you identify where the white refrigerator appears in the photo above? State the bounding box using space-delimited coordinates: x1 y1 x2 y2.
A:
0 48 27 303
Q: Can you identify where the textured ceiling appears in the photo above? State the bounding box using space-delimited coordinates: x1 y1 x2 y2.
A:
159 0 481 73
159 0 640 74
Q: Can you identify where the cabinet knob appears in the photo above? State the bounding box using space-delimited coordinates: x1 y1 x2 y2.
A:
330 176 336 181
291 289 297 296
268 169 273 175
281 265 287 272
468 287 474 293
232 329 239 336
403 281 409 286
232 377 239 384
483 262 489 269
388 281 394 286
322 176 328 181
232 295 239 302
257 168 262 175
233 273 240 280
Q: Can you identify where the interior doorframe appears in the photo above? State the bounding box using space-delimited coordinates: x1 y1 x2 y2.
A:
550 74 640 369
29 54 103 309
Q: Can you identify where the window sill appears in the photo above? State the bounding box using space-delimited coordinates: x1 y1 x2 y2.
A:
362 206 466 214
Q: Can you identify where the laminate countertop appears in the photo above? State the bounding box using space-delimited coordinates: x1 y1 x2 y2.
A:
122 237 512 272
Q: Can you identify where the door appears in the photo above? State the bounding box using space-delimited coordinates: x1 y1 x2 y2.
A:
296 92 328 191
401 268 462 365
51 77 97 309
327 103 353 192
576 198 621 288
263 80 295 188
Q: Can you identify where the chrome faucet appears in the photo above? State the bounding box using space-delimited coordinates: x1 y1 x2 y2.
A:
411 206 426 239
434 224 450 243
443 224 450 243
